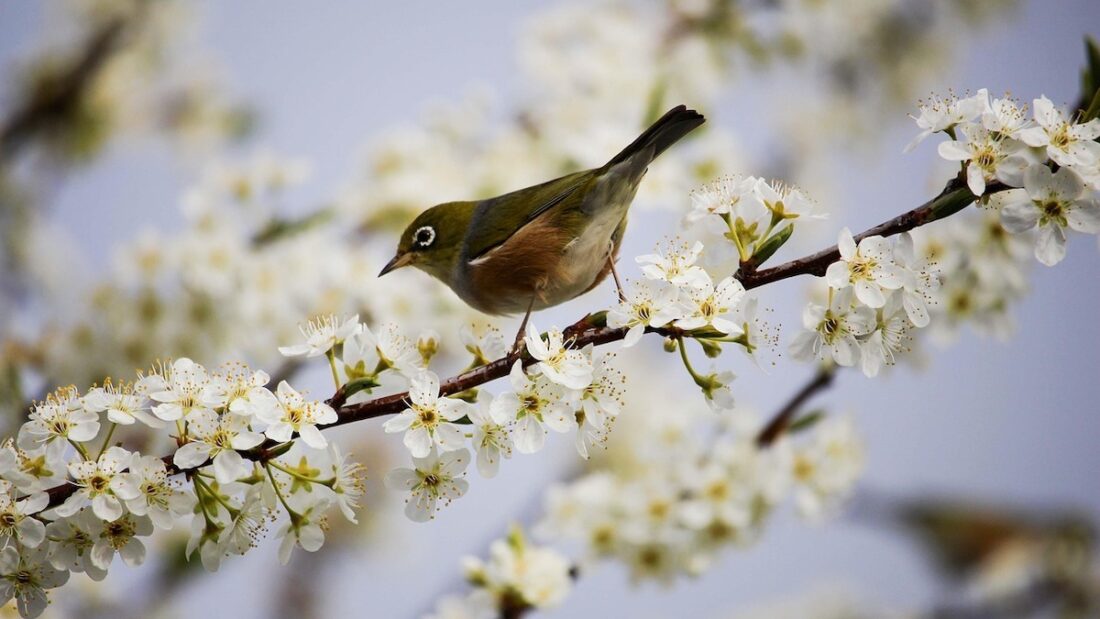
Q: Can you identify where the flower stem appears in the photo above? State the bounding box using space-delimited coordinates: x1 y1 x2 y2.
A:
265 462 298 520
326 350 342 390
68 438 91 461
96 422 117 460
676 336 706 386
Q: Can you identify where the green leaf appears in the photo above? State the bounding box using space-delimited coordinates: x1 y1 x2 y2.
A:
750 224 794 266
929 186 977 220
787 409 826 435
342 376 381 400
584 310 608 329
252 208 334 246
1080 36 1100 113
1083 88 1100 123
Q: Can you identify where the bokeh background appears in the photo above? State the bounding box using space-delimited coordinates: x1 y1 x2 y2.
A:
1 1 1098 617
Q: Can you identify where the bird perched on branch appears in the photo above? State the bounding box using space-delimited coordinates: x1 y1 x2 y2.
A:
380 105 705 345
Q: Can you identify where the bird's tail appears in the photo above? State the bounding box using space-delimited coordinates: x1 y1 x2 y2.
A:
605 105 705 168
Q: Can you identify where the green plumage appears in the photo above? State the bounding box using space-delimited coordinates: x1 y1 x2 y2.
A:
382 105 705 315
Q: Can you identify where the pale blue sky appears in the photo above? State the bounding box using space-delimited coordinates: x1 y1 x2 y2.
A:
1 1 1098 617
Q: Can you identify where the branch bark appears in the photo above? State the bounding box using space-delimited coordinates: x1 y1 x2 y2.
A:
40 171 994 509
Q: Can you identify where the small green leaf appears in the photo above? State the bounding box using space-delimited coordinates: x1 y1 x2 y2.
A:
1082 37 1100 104
750 224 794 266
586 310 609 328
1083 88 1100 123
788 409 826 435
929 186 977 220
252 208 334 246
342 376 381 400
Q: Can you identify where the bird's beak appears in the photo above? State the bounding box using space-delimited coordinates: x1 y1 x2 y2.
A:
378 252 413 277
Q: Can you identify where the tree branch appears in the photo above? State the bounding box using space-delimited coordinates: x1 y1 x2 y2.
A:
754 368 835 447
0 9 140 163
39 171 996 509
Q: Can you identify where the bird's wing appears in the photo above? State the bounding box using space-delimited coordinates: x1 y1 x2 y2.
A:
463 169 596 262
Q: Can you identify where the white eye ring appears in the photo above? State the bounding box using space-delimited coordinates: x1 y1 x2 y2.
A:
414 225 436 248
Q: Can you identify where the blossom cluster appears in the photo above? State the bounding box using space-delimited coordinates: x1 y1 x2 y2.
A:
534 410 863 586
426 527 573 619
271 314 624 522
789 229 935 377
604 177 802 407
0 358 366 617
380 331 624 521
912 90 1100 265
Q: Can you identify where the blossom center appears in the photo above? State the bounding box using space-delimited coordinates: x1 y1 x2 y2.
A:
849 257 876 281
89 474 110 493
416 407 439 427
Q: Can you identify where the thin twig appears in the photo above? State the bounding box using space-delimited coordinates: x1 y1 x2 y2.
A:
754 368 835 447
0 11 139 163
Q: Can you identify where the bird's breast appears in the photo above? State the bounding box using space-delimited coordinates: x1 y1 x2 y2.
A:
455 200 629 315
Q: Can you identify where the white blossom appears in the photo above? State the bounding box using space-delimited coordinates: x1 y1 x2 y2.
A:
997 164 1100 266
45 509 106 580
754 178 822 222
18 389 99 451
89 513 154 570
467 395 513 478
674 274 746 335
460 324 508 366
342 323 422 379
173 410 264 484
491 362 574 455
257 381 338 449
145 358 225 422
790 289 876 367
1019 96 1100 167
275 496 331 565
461 531 573 611
0 481 48 548
606 279 681 347
905 89 989 152
83 379 162 427
123 455 192 529
278 313 363 358
825 228 907 308
685 175 761 224
635 240 709 288
216 365 279 418
0 546 69 618
859 299 911 378
523 323 593 390
55 446 140 522
384 449 470 522
937 125 1031 196
382 371 472 458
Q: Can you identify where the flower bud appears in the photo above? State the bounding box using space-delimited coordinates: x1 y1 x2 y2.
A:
699 338 723 358
417 330 440 365
663 337 678 353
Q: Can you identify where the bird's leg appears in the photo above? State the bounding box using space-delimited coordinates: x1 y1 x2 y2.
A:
511 295 537 357
606 246 626 303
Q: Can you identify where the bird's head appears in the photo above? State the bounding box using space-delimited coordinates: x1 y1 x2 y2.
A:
379 201 475 282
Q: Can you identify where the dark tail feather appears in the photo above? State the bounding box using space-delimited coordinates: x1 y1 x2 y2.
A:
606 105 705 167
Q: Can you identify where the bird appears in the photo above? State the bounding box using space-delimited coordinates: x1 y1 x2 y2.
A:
379 105 705 347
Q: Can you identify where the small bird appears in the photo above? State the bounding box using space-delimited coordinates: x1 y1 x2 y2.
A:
379 105 705 344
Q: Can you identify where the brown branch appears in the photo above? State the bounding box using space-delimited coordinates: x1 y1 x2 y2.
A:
754 368 836 447
39 172 995 509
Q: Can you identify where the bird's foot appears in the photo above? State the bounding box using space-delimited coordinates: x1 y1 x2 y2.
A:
607 251 626 303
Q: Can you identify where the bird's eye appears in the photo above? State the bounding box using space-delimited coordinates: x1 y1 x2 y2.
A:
414 225 436 248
